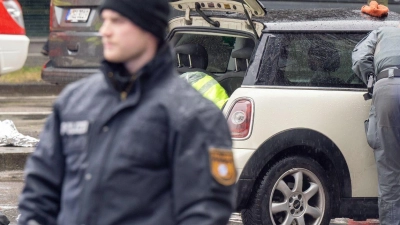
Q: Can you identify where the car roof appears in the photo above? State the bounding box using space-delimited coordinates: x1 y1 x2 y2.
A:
263 8 400 32
191 8 400 32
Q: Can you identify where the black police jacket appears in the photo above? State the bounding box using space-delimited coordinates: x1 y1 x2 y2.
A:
18 44 235 225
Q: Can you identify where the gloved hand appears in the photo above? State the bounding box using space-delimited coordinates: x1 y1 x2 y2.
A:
361 0 389 17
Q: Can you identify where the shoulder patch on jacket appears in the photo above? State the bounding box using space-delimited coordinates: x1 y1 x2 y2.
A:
209 148 236 186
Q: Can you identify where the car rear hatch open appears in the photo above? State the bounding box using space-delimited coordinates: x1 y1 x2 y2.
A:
169 0 266 37
170 0 266 17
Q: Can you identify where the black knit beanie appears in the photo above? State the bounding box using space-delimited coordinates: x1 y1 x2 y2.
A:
99 0 170 41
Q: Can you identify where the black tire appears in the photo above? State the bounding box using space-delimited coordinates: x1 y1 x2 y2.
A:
241 156 332 225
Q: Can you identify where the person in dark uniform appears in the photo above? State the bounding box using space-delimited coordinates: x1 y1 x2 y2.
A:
352 26 400 225
18 1 236 225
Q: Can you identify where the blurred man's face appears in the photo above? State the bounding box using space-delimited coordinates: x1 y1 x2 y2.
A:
99 10 155 63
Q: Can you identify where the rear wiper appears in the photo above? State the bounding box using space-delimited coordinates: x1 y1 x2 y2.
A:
240 0 259 40
195 2 220 27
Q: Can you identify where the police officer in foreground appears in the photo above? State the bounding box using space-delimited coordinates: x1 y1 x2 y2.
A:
352 26 400 224
18 0 236 224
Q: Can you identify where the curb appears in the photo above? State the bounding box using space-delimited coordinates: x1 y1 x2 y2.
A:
0 84 65 96
329 218 380 225
0 148 33 172
0 170 24 182
0 113 50 122
348 219 380 225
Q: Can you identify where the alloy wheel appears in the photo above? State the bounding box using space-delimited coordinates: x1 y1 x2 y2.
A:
269 168 325 225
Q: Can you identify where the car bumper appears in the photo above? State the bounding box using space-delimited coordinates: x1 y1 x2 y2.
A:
0 34 29 74
41 61 100 84
233 148 255 177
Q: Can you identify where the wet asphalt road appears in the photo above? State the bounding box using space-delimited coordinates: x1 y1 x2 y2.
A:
0 171 24 225
0 95 243 225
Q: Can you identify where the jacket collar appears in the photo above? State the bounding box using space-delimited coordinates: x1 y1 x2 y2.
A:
97 43 175 128
100 42 175 95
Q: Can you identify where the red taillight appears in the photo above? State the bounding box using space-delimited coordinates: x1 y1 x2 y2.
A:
0 0 25 34
42 60 50 70
3 0 25 28
227 99 253 139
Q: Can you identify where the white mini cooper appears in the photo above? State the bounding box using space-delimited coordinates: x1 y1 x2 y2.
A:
168 1 400 224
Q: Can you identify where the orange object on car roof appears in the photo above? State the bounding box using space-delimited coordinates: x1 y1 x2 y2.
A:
362 0 389 17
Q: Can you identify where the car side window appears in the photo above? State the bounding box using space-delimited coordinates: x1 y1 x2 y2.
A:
270 33 367 88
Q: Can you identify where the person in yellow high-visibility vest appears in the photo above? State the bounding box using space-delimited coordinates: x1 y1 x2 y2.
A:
180 71 229 109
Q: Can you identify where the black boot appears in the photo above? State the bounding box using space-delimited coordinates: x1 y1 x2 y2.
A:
0 211 10 225
41 40 49 56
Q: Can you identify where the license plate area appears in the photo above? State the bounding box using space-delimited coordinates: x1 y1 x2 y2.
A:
66 8 91 23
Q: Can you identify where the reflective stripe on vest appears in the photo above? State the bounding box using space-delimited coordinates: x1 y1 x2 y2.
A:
181 71 229 109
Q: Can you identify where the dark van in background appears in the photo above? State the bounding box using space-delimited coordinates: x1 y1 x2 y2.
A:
41 0 400 84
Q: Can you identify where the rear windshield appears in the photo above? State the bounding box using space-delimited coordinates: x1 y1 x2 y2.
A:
170 32 254 74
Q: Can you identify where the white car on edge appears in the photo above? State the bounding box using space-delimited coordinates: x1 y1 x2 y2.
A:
0 0 29 75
